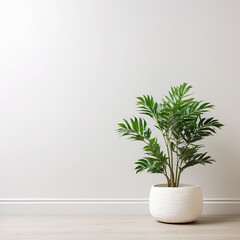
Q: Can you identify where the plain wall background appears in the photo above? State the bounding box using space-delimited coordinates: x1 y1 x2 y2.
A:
0 0 239 199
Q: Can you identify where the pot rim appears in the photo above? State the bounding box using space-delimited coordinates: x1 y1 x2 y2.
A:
152 183 201 189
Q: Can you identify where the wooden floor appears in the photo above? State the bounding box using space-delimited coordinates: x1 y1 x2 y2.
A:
0 216 240 240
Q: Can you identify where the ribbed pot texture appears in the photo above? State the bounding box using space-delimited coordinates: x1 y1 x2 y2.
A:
149 184 203 223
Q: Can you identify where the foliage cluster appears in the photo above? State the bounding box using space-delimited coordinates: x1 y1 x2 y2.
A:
117 83 223 187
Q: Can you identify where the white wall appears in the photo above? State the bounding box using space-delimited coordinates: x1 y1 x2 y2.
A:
0 0 239 213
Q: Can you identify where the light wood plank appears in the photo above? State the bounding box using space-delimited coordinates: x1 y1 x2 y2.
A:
0 216 239 240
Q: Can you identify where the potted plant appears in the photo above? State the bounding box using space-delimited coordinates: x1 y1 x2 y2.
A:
117 83 223 223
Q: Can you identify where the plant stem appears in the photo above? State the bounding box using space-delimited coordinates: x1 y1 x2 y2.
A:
176 168 182 187
170 146 175 186
164 136 175 186
153 116 174 186
175 142 179 187
174 141 191 187
163 172 170 187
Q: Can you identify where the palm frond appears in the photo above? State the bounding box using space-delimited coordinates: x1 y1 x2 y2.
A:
117 117 152 141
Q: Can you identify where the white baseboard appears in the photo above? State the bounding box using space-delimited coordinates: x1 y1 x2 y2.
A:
0 198 239 215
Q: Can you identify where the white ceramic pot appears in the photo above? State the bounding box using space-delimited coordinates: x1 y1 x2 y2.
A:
149 184 203 223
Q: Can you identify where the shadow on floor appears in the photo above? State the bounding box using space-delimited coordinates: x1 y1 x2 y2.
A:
157 216 236 226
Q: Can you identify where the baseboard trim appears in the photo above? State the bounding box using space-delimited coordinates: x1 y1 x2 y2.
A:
0 198 239 215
